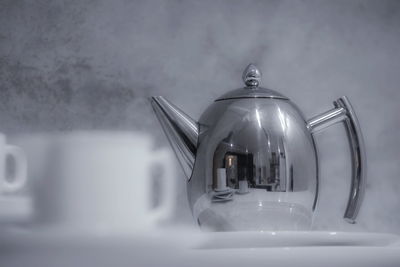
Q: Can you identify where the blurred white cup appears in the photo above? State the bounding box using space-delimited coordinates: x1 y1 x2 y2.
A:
0 133 30 224
12 131 176 232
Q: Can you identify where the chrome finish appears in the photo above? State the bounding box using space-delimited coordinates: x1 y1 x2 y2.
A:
242 63 262 87
150 96 198 180
307 107 347 133
216 64 288 101
151 64 366 231
215 87 289 101
337 97 366 223
306 96 366 223
191 98 318 230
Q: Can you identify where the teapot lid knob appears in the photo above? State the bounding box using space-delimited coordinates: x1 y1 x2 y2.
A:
242 63 261 87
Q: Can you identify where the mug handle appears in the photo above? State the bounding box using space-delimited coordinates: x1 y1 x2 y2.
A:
307 96 366 223
148 148 175 222
3 145 28 193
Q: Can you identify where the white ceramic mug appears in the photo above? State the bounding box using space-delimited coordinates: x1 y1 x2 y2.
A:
28 131 176 232
0 134 27 194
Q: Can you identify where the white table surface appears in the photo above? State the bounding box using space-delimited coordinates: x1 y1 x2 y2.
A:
0 226 399 267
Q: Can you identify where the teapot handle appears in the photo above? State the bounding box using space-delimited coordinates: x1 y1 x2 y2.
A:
307 96 366 223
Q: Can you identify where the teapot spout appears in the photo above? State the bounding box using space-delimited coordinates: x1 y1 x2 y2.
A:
150 96 198 180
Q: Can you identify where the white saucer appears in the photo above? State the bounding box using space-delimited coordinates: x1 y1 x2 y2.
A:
214 188 236 194
214 188 232 193
193 231 400 249
210 188 235 202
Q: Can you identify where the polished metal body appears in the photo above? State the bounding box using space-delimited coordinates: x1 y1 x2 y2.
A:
151 64 366 231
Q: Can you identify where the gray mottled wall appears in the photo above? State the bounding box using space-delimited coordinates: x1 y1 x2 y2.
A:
1 0 400 232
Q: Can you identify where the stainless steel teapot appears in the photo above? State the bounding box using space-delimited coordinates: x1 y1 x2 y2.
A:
151 64 365 231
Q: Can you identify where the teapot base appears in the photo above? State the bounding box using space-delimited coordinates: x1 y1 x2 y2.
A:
194 194 313 232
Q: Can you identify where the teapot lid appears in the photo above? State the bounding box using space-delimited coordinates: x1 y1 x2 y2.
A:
215 64 289 101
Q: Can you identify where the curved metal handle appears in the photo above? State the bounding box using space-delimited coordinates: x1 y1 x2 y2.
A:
307 96 366 223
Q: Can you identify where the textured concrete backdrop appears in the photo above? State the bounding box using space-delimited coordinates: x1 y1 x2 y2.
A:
1 0 400 232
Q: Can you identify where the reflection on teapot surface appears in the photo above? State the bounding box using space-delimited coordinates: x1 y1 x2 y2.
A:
198 96 318 231
214 133 292 193
151 63 366 231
